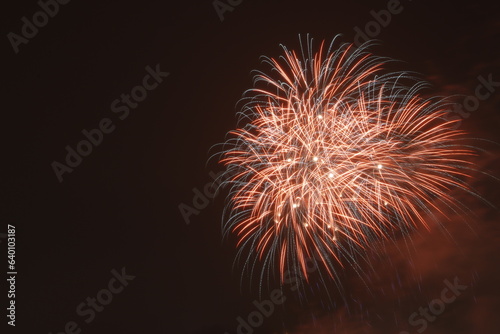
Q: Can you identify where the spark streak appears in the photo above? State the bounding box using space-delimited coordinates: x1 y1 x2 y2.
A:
218 36 475 284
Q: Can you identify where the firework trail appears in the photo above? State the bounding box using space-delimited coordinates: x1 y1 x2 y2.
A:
217 36 476 287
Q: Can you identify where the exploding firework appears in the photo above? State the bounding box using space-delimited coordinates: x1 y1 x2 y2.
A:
217 36 475 285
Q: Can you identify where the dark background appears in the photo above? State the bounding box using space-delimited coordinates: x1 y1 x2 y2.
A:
2 0 500 333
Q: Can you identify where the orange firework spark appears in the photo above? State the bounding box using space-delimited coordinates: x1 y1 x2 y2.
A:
218 36 475 284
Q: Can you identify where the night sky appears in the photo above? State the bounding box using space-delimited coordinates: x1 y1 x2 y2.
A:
3 0 500 333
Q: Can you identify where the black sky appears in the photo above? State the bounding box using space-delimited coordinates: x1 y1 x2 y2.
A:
2 0 500 333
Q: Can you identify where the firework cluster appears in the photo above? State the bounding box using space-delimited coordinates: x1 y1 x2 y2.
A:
219 37 474 284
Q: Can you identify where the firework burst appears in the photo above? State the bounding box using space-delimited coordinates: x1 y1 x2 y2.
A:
217 36 475 286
